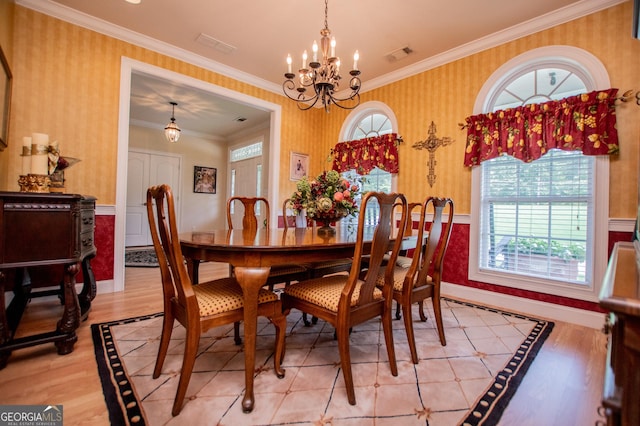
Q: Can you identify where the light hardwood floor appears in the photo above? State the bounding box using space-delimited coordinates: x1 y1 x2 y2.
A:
0 263 608 425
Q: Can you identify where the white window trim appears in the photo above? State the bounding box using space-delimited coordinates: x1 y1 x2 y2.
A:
468 46 610 302
340 101 399 192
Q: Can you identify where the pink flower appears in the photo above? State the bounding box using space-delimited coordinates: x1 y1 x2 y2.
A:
343 190 351 198
334 192 344 202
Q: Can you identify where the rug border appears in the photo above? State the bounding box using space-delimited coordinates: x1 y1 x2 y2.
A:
92 300 554 426
91 313 164 426
451 298 555 426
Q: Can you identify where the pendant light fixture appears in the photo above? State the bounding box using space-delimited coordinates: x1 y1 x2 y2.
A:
164 101 181 143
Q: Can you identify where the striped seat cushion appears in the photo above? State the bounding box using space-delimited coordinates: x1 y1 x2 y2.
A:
269 264 308 276
193 277 279 316
283 274 382 312
309 259 352 270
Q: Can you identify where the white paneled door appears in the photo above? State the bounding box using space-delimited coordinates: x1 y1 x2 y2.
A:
126 150 181 247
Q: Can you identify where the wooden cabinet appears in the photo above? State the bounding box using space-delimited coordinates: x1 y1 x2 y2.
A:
0 191 97 368
599 241 640 426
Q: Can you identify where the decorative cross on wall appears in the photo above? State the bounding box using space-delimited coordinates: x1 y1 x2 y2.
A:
412 121 454 187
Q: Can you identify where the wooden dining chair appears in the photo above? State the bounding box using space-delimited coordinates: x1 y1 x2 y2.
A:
281 192 409 405
227 196 270 233
226 196 308 289
376 196 454 364
283 198 354 326
361 200 417 269
147 185 286 416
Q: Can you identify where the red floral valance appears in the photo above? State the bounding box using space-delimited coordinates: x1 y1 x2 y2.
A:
463 89 620 167
332 133 400 175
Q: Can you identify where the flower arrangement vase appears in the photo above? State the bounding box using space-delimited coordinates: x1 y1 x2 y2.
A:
316 217 341 236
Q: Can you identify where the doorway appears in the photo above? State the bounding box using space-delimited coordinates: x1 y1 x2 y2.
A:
113 58 282 292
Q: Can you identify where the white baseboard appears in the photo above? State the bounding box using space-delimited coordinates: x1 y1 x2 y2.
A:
442 281 606 329
96 279 117 294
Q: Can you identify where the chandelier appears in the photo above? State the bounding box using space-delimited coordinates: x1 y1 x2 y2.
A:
283 0 361 112
164 101 181 143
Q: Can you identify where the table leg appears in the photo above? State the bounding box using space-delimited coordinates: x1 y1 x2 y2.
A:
185 258 201 284
54 263 81 355
79 253 97 320
232 266 270 413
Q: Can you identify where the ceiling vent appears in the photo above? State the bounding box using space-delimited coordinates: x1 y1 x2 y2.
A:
385 46 413 62
196 33 237 54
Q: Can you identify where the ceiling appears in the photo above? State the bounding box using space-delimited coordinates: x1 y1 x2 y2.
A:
23 0 619 139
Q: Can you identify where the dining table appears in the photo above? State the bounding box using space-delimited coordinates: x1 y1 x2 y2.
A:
179 223 414 413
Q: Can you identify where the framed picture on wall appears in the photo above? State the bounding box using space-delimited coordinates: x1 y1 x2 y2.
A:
193 166 217 194
0 45 12 151
290 152 309 181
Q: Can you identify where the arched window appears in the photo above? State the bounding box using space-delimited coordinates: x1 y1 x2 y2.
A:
469 47 610 302
339 101 398 194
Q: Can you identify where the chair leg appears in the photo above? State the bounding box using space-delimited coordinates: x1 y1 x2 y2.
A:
233 321 242 345
382 305 398 375
172 325 200 416
432 295 447 346
417 300 428 322
272 313 286 378
153 311 174 378
395 300 401 320
402 300 419 364
336 327 356 405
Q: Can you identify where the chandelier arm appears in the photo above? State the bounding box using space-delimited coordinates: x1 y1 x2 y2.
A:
326 93 361 110
282 80 322 110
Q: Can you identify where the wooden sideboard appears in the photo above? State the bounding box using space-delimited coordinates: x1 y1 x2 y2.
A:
599 241 640 425
0 191 97 368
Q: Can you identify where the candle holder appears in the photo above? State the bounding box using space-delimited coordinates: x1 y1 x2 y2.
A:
18 174 51 193
49 170 65 193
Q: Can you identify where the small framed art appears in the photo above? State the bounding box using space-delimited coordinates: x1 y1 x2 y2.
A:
193 166 216 194
290 152 308 181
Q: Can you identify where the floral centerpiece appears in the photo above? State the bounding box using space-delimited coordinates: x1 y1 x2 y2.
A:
290 170 359 233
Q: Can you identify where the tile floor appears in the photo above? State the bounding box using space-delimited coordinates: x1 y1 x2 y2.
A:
108 299 538 425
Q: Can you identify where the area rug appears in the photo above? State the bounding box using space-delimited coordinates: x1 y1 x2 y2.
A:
92 298 553 425
124 247 159 268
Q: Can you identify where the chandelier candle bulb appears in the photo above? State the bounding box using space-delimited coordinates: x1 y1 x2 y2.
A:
331 37 336 57
312 41 318 62
302 50 307 69
287 54 292 74
353 51 359 70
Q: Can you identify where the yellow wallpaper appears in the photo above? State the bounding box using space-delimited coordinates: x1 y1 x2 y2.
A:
5 6 323 205
319 2 640 218
0 0 14 190
2 3 639 218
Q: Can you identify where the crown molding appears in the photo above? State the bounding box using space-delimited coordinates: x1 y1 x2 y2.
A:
362 0 626 92
18 0 626 97
16 0 283 96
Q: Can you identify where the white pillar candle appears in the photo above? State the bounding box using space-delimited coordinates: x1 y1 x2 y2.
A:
21 136 32 175
31 133 49 175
